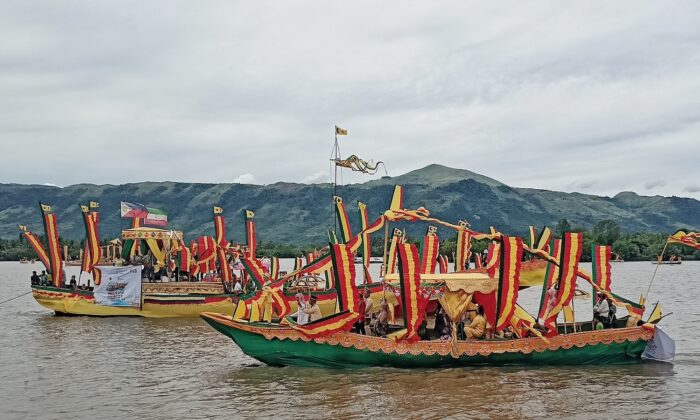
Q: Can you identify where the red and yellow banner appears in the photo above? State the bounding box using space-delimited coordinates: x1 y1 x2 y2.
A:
454 226 471 272
241 257 269 288
438 254 449 273
20 228 50 270
591 244 612 306
528 226 537 249
419 229 439 274
357 202 372 283
217 246 232 282
333 196 353 243
544 232 583 324
40 204 63 288
81 204 102 284
330 243 360 313
385 228 403 276
668 230 700 250
495 236 524 332
213 206 226 246
179 243 191 273
397 243 425 342
485 242 500 278
244 210 256 258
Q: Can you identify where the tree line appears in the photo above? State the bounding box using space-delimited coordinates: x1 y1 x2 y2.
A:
2 219 698 262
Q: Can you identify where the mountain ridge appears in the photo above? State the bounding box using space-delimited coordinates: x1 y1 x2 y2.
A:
1 164 698 244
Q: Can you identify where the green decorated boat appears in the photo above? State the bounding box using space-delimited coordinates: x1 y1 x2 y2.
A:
201 312 656 367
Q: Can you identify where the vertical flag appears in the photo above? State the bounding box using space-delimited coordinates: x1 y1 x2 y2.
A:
454 222 471 272
358 202 372 283
213 206 226 246
81 203 102 284
217 246 232 282
544 232 584 325
244 210 256 259
397 243 425 342
333 196 353 243
385 228 403 276
389 185 404 211
270 256 280 280
419 226 439 274
438 254 449 273
40 203 63 287
495 236 524 332
179 243 191 273
330 243 360 313
528 226 537 249
485 242 500 278
591 244 612 306
18 226 51 270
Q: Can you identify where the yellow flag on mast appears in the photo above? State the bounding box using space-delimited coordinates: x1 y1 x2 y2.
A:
335 126 348 136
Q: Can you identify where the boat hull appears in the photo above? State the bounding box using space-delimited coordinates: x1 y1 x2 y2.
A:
32 286 237 318
201 312 654 368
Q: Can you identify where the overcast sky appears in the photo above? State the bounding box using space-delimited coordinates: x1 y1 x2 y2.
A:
1 1 699 199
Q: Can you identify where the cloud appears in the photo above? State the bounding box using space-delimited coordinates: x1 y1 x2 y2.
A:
233 173 256 184
0 1 698 200
684 185 700 193
644 180 666 190
302 170 330 184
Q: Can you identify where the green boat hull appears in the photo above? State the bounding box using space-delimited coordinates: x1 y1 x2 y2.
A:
202 313 653 368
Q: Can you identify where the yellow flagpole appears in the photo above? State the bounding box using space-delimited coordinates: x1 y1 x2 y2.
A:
644 238 669 303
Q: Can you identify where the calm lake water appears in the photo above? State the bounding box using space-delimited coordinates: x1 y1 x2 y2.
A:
1 260 698 419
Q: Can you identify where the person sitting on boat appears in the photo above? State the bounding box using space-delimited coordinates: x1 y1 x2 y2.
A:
39 270 48 286
593 292 610 327
30 271 40 285
302 296 322 323
294 293 310 325
69 275 77 290
465 305 487 340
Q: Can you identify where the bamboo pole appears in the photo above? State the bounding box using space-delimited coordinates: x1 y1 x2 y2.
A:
644 239 669 303
381 222 390 277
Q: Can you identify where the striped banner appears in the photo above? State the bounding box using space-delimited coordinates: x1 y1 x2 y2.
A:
40 203 64 288
537 239 562 320
217 246 231 282
330 243 359 313
536 227 553 252
179 243 191 273
485 242 500 278
20 229 50 270
357 202 372 283
528 226 537 249
270 256 280 280
397 243 425 342
81 204 102 284
244 210 256 258
419 228 439 274
668 230 700 250
241 257 269 288
389 185 404 210
213 206 226 246
495 236 524 332
196 236 217 273
474 253 483 269
385 228 403 276
544 232 584 323
438 254 449 273
591 244 612 306
333 196 353 243
454 226 471 272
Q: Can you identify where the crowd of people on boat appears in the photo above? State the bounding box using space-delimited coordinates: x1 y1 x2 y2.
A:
30 270 94 291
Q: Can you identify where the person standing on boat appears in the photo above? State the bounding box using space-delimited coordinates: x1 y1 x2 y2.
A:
302 296 321 322
294 293 310 325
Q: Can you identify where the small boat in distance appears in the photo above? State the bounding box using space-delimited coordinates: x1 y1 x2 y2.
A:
652 255 682 265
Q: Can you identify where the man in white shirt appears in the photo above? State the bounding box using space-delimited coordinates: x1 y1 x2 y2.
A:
294 293 309 325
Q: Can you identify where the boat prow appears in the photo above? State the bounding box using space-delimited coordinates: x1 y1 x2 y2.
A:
201 312 657 368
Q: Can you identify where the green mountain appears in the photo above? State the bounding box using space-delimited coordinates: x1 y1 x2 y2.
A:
2 164 698 244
